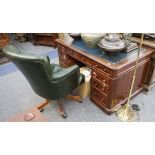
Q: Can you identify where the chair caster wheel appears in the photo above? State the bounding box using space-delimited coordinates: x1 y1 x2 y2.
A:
78 100 83 103
61 113 67 119
40 109 44 112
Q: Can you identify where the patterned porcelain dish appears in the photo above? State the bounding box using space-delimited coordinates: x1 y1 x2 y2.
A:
81 33 106 48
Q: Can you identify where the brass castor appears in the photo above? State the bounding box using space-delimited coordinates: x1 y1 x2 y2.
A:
78 100 83 103
61 113 67 119
40 109 44 112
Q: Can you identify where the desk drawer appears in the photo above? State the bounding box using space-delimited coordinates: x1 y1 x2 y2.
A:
92 78 109 95
67 49 81 60
81 55 111 76
93 63 111 76
91 86 108 107
67 49 111 76
92 70 111 86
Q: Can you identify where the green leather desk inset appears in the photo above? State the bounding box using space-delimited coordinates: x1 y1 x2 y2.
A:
72 39 145 64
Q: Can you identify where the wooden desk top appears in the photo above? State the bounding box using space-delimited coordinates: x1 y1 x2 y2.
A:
56 39 155 71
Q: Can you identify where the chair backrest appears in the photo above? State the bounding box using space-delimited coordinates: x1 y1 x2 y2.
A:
2 45 53 99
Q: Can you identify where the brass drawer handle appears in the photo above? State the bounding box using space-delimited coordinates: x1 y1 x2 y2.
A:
82 57 85 61
101 98 104 102
102 82 106 87
63 55 66 59
92 72 97 77
103 68 107 72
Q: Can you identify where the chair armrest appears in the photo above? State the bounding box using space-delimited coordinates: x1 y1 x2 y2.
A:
52 65 79 81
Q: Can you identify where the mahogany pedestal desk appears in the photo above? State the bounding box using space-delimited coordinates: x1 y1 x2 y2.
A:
56 39 155 114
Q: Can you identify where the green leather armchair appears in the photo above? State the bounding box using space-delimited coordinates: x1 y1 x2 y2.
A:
3 45 85 118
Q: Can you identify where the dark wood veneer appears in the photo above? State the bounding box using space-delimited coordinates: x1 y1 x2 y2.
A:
56 39 155 114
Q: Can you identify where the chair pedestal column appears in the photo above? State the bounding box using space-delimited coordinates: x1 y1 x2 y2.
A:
58 99 67 118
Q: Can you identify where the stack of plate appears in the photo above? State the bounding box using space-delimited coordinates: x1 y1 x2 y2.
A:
98 34 126 53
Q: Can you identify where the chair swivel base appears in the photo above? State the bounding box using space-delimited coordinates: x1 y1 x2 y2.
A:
36 95 82 118
65 95 83 103
37 99 50 112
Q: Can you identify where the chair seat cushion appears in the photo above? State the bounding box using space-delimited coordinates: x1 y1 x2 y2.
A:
51 64 78 81
50 64 85 85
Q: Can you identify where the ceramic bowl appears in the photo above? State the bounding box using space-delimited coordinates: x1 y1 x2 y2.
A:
81 33 106 47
